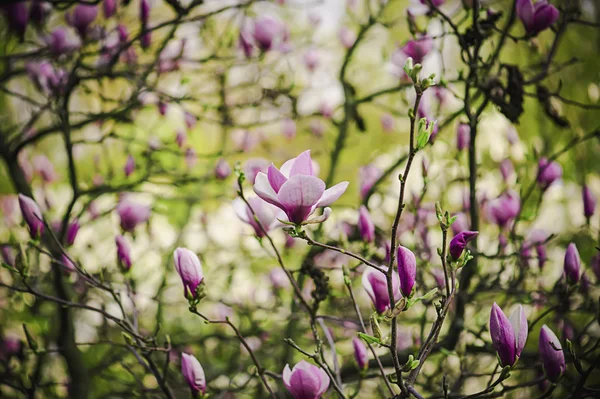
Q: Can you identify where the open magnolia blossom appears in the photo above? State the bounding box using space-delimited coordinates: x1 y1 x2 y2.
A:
253 150 348 225
283 360 330 399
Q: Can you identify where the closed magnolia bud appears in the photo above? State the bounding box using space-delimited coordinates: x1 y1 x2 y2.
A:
499 159 514 182
181 353 206 395
449 230 478 261
517 0 559 35
46 28 80 56
66 219 80 246
487 190 520 228
115 235 132 271
456 123 470 151
33 155 57 183
539 325 565 382
173 248 204 300
140 0 150 25
583 185 596 219
362 267 401 314
67 4 98 37
1 246 16 267
2 3 29 38
397 246 416 296
490 303 528 367
304 48 319 72
352 337 368 370
103 0 117 19
358 206 375 243
124 154 135 177
564 243 581 284
175 129 186 148
283 361 330 399
18 194 44 239
116 199 150 232
253 16 282 51
214 158 231 180
184 111 197 130
537 158 562 190
140 31 151 49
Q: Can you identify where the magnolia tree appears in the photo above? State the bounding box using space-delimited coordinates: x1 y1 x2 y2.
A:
1 0 599 398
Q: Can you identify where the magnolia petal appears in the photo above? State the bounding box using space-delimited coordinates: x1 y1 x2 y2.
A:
316 181 349 208
267 164 287 193
253 172 282 208
289 150 313 177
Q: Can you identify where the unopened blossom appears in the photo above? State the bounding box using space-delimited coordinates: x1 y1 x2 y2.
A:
362 267 402 314
253 16 283 51
61 253 76 273
46 28 80 56
103 0 116 18
115 235 132 271
500 159 514 182
338 27 356 48
517 0 559 35
394 36 433 65
184 111 197 130
304 48 319 72
358 206 375 243
233 197 280 237
563 243 581 284
456 123 470 151
173 248 204 300
380 113 395 133
244 158 270 184
583 185 596 219
214 158 231 180
18 194 44 239
539 325 565 382
449 231 478 261
66 4 98 37
397 246 416 296
117 24 128 42
124 154 135 177
253 150 348 224
487 190 520 228
0 336 23 361
116 199 150 232
175 129 186 148
537 158 562 190
352 337 369 370
2 3 29 37
282 118 297 140
140 31 151 49
239 23 254 57
1 246 15 267
66 219 79 246
181 353 206 395
157 102 168 116
283 360 330 399
140 0 150 25
32 155 57 183
359 165 382 200
490 303 528 367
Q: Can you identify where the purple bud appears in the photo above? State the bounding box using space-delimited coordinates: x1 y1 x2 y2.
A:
449 231 478 261
490 303 528 367
456 123 470 151
564 243 581 284
283 360 330 399
0 336 23 361
499 159 514 182
140 0 150 25
61 253 76 273
66 219 80 246
487 190 520 228
583 185 596 219
282 118 297 140
1 246 16 267
537 157 562 190
580 272 591 294
2 3 29 38
140 31 151 49
103 0 117 19
116 199 150 232
539 325 565 382
338 27 356 49
253 16 282 51
157 101 168 116
536 244 547 269
184 111 196 130
115 235 132 271
398 36 433 65
67 4 98 37
175 129 186 148
46 28 80 56
352 337 368 370
517 0 559 35
214 158 231 180
397 246 416 296
18 194 44 239
362 267 401 314
181 353 206 395
124 154 135 177
117 24 128 42
173 247 204 300
358 206 375 243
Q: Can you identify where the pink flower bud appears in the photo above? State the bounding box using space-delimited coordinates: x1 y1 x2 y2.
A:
304 48 319 72
338 27 356 49
2 3 29 38
583 185 596 219
18 194 44 239
499 159 514 182
116 199 150 232
214 158 231 180
537 158 562 190
352 337 368 370
487 190 520 228
456 123 470 151
140 0 150 25
32 155 57 183
173 248 204 300
358 206 375 243
184 111 196 130
115 235 132 271
362 267 401 314
103 0 116 19
175 129 186 148
253 16 282 51
67 4 98 37
490 303 528 367
517 0 559 35
449 230 478 261
359 165 382 200
283 361 330 399
397 246 416 296
564 243 581 284
66 219 80 246
539 325 565 382
181 353 206 395
124 154 135 177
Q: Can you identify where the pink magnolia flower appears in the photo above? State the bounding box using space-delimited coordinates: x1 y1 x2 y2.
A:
181 353 206 395
253 150 348 224
116 199 150 232
283 360 330 399
66 4 98 37
173 248 204 300
18 194 44 239
517 0 559 35
362 267 402 314
244 158 270 184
